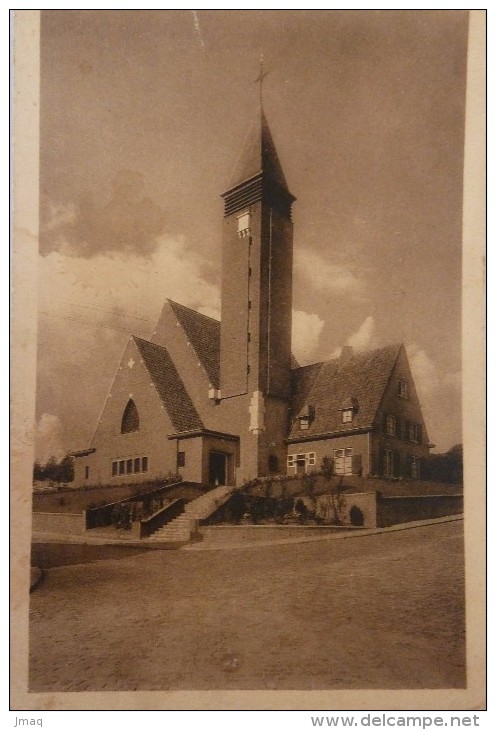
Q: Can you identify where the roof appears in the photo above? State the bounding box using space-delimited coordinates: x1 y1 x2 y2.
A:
168 299 300 389
227 111 289 192
133 336 204 433
289 344 402 439
168 300 221 389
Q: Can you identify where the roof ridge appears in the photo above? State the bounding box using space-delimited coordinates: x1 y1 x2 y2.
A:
167 299 220 324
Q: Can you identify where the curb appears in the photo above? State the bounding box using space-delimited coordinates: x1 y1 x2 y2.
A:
184 514 464 551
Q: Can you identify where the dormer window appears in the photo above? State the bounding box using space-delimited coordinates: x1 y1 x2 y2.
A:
237 211 251 238
397 379 409 399
342 409 354 423
297 404 315 430
340 397 358 424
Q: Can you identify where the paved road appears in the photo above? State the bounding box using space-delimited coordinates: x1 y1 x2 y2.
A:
29 520 465 692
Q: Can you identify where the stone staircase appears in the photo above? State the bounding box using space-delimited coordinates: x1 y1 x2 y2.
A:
145 485 235 543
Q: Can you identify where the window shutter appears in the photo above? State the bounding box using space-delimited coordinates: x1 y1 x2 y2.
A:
351 454 362 476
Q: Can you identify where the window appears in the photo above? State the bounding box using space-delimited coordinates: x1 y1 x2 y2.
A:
121 399 139 434
134 457 141 473
85 466 89 480
119 460 125 475
386 414 396 436
126 459 133 474
409 422 421 444
237 211 251 238
298 405 315 430
342 409 353 423
287 452 315 473
177 451 186 468
112 461 118 476
397 380 409 399
411 456 420 479
334 448 353 475
142 456 148 473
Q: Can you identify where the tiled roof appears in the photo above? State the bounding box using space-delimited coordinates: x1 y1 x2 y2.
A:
168 299 300 389
289 344 402 439
168 300 221 389
133 336 204 433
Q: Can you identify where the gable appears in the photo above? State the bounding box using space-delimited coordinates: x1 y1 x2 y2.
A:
376 344 430 444
90 338 175 447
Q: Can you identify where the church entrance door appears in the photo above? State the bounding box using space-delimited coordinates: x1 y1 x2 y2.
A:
208 451 228 486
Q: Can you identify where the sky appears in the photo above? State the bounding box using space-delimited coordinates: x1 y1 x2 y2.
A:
36 9 469 462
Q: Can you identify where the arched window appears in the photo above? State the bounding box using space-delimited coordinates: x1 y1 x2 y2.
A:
121 399 139 434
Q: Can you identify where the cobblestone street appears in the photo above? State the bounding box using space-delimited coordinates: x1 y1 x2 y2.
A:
29 521 465 692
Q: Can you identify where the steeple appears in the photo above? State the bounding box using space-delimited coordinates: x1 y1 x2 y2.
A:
221 112 295 220
227 112 290 193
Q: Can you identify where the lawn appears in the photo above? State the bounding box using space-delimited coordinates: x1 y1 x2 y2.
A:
28 520 465 692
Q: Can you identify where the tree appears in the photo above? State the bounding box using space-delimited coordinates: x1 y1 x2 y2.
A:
33 461 44 481
321 455 334 481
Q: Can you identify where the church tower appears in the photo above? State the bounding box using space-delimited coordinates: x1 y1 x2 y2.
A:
218 111 296 477
219 112 296 403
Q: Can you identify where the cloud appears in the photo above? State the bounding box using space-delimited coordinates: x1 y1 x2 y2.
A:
294 248 367 302
330 315 377 357
292 310 325 364
40 170 167 258
347 315 377 351
36 236 221 450
35 414 66 464
406 343 440 400
38 235 220 328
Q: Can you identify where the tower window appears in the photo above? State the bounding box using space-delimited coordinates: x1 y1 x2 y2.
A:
237 211 251 238
121 399 139 434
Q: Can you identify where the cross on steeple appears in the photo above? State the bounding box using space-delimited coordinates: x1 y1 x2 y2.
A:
254 54 269 110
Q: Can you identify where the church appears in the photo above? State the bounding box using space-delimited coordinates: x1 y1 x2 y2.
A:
72 112 431 488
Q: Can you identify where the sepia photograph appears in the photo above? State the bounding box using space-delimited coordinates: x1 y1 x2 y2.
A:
11 9 486 710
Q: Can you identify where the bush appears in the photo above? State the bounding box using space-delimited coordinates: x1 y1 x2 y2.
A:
350 505 364 526
321 455 334 480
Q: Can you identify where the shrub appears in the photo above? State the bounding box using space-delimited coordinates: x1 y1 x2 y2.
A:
350 505 364 526
321 455 334 481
